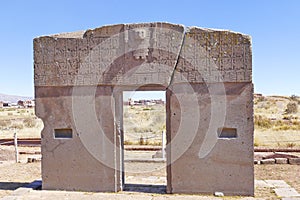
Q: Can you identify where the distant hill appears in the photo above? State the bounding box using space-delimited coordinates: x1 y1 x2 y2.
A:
0 93 33 103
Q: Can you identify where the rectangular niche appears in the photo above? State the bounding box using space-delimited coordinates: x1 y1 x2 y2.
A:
54 128 73 139
217 127 237 139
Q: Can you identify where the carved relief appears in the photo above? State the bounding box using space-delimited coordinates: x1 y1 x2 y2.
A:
34 23 252 86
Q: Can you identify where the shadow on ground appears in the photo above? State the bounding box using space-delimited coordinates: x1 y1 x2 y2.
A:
124 184 166 194
0 182 28 190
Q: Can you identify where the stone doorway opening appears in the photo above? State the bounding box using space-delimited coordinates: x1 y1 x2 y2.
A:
122 91 167 193
35 23 253 196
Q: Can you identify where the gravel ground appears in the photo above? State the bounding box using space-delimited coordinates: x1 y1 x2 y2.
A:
1 147 300 199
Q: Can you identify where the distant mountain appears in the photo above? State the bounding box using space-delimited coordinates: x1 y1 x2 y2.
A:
0 93 33 103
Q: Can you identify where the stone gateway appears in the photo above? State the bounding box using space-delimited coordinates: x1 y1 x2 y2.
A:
34 22 254 196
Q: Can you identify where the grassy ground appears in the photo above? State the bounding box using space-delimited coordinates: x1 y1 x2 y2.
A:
123 104 166 145
255 130 300 148
0 107 42 139
254 95 300 148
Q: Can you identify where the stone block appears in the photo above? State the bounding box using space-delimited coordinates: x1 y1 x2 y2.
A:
275 158 288 164
274 187 300 198
261 159 275 164
255 180 271 188
265 180 291 188
289 158 300 165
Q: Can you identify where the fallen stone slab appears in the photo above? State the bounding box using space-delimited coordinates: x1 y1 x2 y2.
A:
275 158 288 164
255 180 272 188
260 159 275 164
265 180 291 188
289 158 300 165
274 187 300 198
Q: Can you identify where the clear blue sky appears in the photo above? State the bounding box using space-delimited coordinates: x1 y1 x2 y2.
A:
0 0 299 97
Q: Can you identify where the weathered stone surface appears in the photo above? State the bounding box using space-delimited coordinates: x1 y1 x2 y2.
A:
175 27 252 84
167 82 254 196
36 86 118 192
34 22 253 196
34 23 252 87
34 23 185 87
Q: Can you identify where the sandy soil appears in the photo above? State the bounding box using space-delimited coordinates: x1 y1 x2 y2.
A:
0 162 41 198
0 145 299 199
0 146 41 198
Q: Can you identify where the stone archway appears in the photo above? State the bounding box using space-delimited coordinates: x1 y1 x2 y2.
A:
34 22 254 196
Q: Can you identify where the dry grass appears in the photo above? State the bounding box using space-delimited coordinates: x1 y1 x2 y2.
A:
254 130 300 148
0 107 43 139
123 104 166 145
254 95 300 147
254 95 300 125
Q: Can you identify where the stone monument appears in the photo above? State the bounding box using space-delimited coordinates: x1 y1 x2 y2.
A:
34 22 254 196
